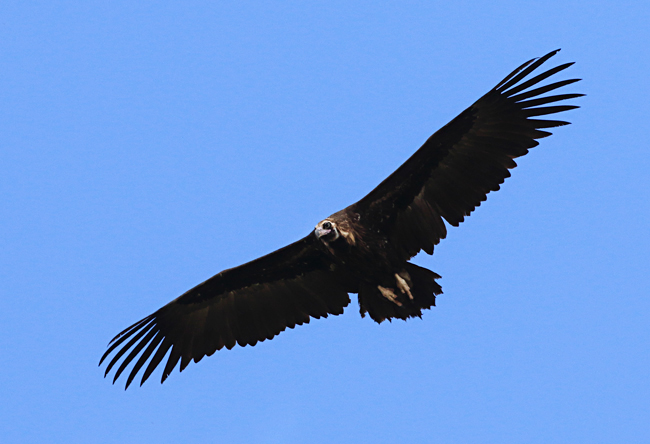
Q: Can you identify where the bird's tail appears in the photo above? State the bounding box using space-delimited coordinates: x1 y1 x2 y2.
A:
358 262 442 323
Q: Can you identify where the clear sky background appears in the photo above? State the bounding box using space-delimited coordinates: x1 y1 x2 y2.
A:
1 1 648 443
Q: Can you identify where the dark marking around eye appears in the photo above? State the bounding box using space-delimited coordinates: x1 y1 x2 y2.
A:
323 222 332 230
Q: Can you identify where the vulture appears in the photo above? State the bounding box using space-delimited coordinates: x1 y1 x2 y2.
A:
101 49 582 389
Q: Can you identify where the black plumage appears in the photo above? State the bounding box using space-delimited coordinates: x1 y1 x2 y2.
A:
100 49 582 388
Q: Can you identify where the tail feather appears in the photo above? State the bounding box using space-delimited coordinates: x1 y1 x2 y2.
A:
358 263 442 323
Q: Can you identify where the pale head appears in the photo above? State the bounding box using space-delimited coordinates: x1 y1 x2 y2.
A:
314 219 340 244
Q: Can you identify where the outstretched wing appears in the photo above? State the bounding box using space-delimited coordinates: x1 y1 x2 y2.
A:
100 234 353 389
350 49 582 260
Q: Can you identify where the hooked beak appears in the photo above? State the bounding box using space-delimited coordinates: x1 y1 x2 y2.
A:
315 227 331 239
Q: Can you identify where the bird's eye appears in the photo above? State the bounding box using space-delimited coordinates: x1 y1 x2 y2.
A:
323 222 332 230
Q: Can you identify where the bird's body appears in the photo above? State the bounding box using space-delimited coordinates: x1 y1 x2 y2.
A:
315 210 442 323
101 49 582 388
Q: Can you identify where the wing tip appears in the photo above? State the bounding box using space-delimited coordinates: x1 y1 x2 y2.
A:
496 49 575 95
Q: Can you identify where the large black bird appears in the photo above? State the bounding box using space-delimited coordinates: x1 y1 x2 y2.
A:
101 50 581 389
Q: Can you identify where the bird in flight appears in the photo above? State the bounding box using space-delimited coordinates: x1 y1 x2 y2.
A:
101 49 582 389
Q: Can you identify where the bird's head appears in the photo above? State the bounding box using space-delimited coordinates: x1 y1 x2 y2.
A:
315 219 340 244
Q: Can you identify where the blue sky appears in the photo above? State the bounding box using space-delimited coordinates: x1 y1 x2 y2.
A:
1 1 648 443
